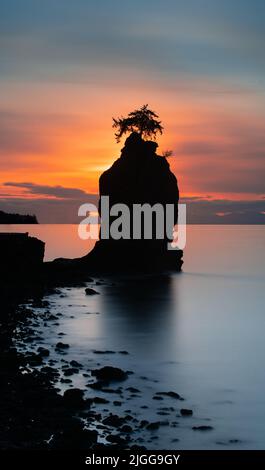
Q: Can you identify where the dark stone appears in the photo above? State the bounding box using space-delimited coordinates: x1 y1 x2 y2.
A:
146 422 160 430
139 420 149 428
93 350 116 355
126 387 140 393
92 397 110 404
0 232 44 280
24 353 43 366
37 347 50 357
120 425 133 433
70 360 82 368
91 366 128 382
63 388 86 408
85 288 99 296
192 426 214 431
55 342 70 350
105 434 127 445
86 381 109 390
52 428 97 449
102 414 125 428
63 368 79 376
156 391 183 400
180 408 193 416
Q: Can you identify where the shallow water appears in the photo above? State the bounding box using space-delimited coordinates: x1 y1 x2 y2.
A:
3 224 265 449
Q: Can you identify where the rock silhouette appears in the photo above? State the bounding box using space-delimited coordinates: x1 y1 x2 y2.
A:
81 132 183 271
0 210 38 224
0 232 45 280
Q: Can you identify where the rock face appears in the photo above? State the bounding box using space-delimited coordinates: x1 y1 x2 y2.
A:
82 132 183 271
0 232 45 279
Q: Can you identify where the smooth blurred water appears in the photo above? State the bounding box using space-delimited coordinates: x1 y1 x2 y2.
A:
3 224 265 449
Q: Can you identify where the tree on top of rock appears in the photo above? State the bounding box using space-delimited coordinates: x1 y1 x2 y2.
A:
112 104 163 142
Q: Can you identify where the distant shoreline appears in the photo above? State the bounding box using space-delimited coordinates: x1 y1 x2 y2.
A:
0 210 38 224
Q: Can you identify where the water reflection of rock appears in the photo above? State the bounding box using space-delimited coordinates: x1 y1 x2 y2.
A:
97 275 179 355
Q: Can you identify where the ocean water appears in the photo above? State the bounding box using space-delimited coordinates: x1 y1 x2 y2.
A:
2 224 265 449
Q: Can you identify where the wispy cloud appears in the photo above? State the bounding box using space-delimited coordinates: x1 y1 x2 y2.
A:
3 182 97 200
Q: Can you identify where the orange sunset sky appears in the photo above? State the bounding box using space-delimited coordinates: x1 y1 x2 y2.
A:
1 0 264 223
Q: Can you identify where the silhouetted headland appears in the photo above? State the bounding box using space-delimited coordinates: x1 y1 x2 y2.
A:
0 232 45 281
0 210 38 224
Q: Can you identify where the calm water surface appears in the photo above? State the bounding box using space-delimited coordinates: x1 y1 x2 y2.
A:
1 224 265 449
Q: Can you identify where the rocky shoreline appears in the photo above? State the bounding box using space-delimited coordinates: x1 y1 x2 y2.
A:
1 275 206 451
0 284 100 450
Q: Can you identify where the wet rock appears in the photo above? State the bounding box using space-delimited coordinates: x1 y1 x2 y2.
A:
55 342 69 350
156 391 183 400
24 353 43 366
48 314 57 320
37 347 50 357
139 420 149 428
91 366 128 382
63 388 86 408
153 395 163 400
52 427 97 449
126 387 140 393
120 425 133 433
159 406 175 411
86 381 107 390
124 415 134 422
85 288 99 296
70 360 82 368
180 408 193 416
63 367 79 376
93 350 116 355
192 425 213 431
113 401 122 406
105 434 127 445
93 397 110 404
102 414 125 428
119 351 129 355
146 422 160 430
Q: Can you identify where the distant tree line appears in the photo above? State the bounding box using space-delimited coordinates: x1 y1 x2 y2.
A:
0 210 38 224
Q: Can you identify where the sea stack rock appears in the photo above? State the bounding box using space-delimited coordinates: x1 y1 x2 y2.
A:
82 132 183 271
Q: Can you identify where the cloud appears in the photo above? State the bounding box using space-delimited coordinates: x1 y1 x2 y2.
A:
0 186 264 223
180 197 265 224
1 0 265 85
3 182 97 200
0 182 98 223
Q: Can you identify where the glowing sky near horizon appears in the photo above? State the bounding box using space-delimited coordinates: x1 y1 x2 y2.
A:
0 0 265 220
